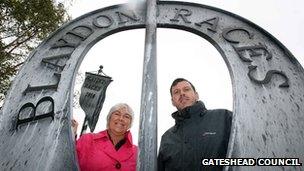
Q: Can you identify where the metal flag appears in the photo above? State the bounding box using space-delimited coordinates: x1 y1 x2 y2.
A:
79 66 112 134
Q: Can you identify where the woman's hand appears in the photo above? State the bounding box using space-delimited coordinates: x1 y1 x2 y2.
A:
71 118 79 139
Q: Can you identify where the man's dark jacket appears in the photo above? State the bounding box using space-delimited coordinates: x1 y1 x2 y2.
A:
158 101 232 171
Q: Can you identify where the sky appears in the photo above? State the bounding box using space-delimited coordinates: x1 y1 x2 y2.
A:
68 0 304 145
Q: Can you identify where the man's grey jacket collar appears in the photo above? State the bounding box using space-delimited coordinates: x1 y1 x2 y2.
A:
171 100 207 121
171 101 208 132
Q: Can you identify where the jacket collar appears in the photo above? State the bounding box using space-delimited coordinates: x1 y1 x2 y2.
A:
93 130 134 147
171 100 207 121
92 130 136 162
171 101 207 132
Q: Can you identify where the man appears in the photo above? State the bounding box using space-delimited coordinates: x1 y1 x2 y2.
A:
158 78 232 171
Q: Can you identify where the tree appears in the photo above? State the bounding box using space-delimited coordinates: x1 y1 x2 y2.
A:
0 0 71 106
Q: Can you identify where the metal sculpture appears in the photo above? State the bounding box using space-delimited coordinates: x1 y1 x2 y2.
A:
0 1 303 170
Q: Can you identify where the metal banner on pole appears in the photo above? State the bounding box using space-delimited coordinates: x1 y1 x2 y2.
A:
79 66 112 135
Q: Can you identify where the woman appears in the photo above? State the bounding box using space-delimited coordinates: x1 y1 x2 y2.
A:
75 103 137 171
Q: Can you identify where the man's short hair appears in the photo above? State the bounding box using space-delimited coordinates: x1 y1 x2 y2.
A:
170 78 196 96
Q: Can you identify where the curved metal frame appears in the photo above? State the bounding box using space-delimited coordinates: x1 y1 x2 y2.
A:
0 1 303 170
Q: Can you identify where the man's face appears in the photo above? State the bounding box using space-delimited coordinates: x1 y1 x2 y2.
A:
171 81 199 110
108 107 132 136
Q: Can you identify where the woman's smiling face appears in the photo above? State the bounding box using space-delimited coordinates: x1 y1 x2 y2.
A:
108 107 132 136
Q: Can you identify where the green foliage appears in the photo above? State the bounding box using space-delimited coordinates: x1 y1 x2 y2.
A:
0 0 70 104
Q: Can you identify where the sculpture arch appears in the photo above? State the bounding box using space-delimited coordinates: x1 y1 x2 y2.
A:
0 1 303 170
